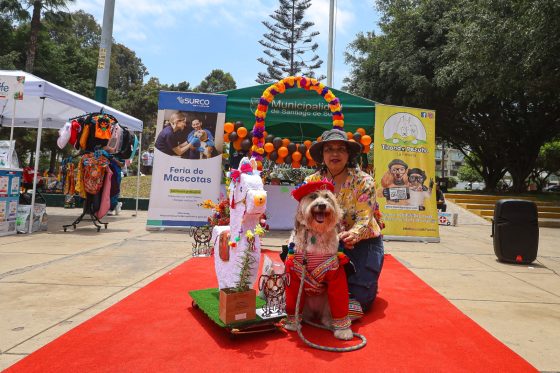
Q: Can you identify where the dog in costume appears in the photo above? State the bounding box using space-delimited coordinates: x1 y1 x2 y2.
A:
284 180 353 340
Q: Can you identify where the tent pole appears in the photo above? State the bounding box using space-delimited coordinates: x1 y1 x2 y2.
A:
8 99 16 167
28 97 45 234
134 132 142 217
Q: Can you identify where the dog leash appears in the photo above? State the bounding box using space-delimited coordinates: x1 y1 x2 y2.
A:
293 246 367 352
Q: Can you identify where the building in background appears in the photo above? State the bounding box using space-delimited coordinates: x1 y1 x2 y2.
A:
435 144 465 178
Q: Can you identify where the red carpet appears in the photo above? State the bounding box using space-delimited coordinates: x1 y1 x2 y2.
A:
5 252 536 373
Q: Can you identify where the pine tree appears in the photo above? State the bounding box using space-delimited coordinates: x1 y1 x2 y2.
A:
257 0 325 83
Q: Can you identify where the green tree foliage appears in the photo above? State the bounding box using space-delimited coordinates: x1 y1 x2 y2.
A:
1 0 76 73
109 43 147 95
0 6 231 165
36 10 98 94
1 8 149 165
167 81 192 92
529 140 560 190
195 69 236 93
109 77 160 148
344 0 560 192
257 0 324 83
0 2 23 69
458 159 484 184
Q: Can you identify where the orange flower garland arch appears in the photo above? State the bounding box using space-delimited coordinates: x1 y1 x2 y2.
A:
249 76 344 163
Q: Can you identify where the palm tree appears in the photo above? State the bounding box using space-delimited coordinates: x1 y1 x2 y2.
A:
28 0 75 72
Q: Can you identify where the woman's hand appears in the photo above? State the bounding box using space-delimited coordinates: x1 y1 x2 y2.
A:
339 231 359 249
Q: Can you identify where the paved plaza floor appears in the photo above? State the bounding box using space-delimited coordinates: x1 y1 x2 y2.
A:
1 202 559 371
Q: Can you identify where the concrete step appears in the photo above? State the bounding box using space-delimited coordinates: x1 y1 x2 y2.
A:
459 203 560 213
444 193 560 228
445 193 538 201
445 195 560 207
444 193 560 207
478 210 560 219
479 215 560 228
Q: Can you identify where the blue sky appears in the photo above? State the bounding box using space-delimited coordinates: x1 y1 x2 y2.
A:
70 0 381 90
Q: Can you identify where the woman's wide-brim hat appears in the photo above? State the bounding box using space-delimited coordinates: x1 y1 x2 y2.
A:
309 129 362 163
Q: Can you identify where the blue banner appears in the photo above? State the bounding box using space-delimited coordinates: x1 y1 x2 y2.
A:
158 91 227 113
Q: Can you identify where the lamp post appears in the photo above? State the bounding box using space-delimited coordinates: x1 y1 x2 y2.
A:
326 0 335 87
94 0 115 104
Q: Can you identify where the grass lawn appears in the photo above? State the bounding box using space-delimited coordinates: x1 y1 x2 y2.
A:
120 175 152 198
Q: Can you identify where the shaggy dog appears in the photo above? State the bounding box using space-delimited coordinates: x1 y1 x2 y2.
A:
284 181 353 340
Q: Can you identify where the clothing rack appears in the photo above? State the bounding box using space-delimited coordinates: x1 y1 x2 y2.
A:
62 150 113 232
68 110 115 121
62 193 108 232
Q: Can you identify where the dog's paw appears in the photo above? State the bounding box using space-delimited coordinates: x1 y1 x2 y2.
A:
334 328 353 341
283 321 299 331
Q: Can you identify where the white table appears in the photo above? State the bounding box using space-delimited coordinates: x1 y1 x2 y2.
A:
263 184 298 230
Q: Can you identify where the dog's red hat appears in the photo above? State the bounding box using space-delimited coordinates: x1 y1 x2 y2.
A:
291 180 334 202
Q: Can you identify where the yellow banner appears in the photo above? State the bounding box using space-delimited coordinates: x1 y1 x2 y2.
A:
374 104 439 242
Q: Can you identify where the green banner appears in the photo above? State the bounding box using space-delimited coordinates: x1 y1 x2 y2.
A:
220 84 376 141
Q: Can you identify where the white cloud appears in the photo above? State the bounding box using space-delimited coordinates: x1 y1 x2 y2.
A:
71 0 273 44
309 0 356 41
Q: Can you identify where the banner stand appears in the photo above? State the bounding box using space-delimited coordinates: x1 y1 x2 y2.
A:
374 104 440 242
146 91 227 230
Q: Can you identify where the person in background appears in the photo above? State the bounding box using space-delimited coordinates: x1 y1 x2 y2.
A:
107 156 124 216
306 129 385 317
185 118 215 159
154 111 195 156
140 146 154 175
436 184 447 212
122 159 130 177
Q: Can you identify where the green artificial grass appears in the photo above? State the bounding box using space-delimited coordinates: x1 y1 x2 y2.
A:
189 288 267 328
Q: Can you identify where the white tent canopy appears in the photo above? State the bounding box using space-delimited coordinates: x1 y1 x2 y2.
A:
0 70 143 131
0 70 144 233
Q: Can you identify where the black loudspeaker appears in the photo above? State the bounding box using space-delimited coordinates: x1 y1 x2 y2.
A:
492 199 539 264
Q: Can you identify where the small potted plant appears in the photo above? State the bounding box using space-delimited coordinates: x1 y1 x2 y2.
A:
218 225 265 324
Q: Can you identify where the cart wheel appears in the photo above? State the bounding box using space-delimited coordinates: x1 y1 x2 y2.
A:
104 224 108 229
73 224 76 230
97 227 101 232
63 227 67 232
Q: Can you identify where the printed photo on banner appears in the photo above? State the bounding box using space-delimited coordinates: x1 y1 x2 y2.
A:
154 110 222 160
378 158 433 211
374 104 439 242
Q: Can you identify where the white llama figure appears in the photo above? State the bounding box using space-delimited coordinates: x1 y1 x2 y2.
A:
214 157 267 289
